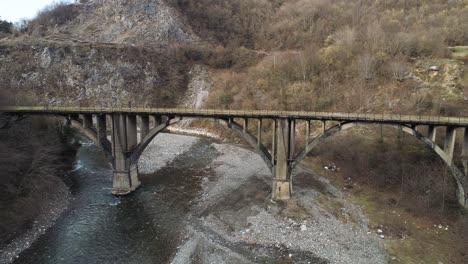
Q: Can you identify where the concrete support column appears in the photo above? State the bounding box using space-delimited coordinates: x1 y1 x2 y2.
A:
153 115 162 128
111 113 140 196
462 128 468 176
257 119 262 147
289 119 295 160
140 115 150 141
444 126 457 165
428 125 437 142
97 114 107 144
272 119 277 163
272 119 291 200
322 121 326 134
306 120 311 147
126 114 137 151
81 114 93 129
243 119 248 134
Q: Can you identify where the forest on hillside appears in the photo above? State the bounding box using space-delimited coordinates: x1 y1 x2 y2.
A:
2 0 467 115
166 0 468 115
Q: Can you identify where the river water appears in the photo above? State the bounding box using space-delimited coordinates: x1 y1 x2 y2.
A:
12 136 220 264
12 135 326 264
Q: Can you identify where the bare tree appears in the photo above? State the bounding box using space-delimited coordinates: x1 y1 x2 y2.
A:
333 26 357 52
389 60 408 82
356 53 377 81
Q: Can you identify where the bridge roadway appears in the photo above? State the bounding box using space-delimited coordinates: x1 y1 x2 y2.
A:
1 106 468 208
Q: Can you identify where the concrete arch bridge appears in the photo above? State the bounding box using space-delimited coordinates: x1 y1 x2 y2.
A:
1 106 467 208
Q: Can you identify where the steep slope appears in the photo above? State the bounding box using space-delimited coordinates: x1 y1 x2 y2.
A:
0 0 207 107
34 0 198 46
0 42 191 107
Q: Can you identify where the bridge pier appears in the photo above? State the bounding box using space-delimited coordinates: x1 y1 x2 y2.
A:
111 113 141 195
272 119 292 200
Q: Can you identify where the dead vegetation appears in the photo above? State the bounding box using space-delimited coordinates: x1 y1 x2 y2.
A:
164 0 468 115
305 126 468 263
0 116 77 246
26 1 80 36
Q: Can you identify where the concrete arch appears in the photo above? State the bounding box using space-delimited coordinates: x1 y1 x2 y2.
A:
292 122 467 207
131 117 274 172
69 117 113 163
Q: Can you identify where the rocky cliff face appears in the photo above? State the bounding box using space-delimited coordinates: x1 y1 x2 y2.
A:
0 0 209 107
47 0 198 46
0 43 191 107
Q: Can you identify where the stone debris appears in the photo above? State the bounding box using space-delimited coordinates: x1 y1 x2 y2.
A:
138 133 198 174
324 164 340 172
183 140 387 264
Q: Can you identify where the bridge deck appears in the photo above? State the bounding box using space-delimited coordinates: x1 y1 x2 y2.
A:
1 106 468 127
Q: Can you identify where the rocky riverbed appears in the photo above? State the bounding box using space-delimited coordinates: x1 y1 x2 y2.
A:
138 133 388 263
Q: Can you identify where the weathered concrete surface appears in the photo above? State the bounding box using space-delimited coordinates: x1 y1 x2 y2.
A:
4 107 467 206
444 126 456 164
272 119 291 200
111 113 140 195
428 125 437 142
462 128 468 176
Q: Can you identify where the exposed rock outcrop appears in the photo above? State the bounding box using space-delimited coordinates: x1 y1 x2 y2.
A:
46 0 198 46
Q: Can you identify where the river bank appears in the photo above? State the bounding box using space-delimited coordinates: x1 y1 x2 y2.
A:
0 118 78 264
0 180 71 264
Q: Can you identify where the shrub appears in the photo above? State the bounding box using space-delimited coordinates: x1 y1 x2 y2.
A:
27 2 79 35
0 19 13 34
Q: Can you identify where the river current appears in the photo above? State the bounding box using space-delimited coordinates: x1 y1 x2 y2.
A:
13 136 219 264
